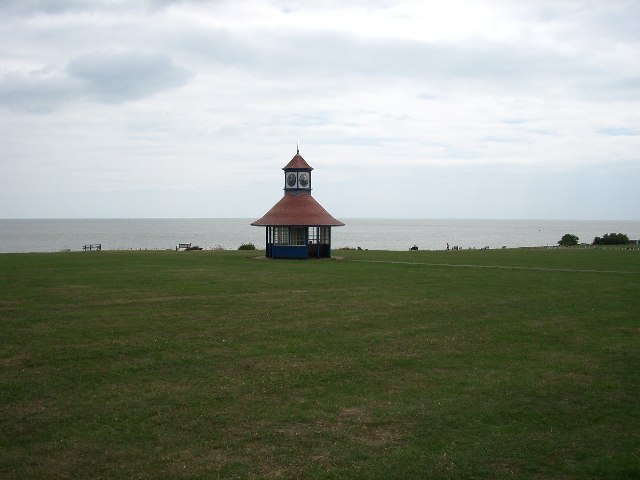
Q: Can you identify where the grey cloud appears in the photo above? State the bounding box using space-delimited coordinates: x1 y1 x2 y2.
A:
0 0 229 17
0 0 172 16
566 1 640 43
0 67 79 113
5 1 637 105
188 28 603 96
0 0 118 15
598 127 639 137
295 33 635 101
67 51 192 103
0 52 192 111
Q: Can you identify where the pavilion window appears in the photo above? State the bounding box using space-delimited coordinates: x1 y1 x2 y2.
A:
273 227 289 245
273 227 306 246
307 227 330 244
319 227 330 244
308 227 317 244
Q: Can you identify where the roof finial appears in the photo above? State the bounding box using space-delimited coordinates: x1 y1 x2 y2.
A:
296 139 300 155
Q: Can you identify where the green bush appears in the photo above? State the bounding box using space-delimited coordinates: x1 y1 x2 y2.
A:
238 243 257 250
593 233 629 245
558 233 579 247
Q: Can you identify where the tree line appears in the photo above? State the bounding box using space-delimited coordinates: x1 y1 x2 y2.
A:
558 232 630 247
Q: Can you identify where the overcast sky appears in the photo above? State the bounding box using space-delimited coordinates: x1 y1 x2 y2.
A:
1 0 639 220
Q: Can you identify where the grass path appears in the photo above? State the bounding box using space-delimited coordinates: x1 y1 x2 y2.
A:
348 258 639 274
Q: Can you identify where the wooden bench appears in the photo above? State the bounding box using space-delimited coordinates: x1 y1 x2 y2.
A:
83 244 101 251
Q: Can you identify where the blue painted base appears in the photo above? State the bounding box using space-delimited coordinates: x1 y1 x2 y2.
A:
266 244 332 259
270 245 308 259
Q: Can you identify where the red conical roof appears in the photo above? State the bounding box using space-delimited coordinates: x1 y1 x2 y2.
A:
251 192 344 226
283 153 313 170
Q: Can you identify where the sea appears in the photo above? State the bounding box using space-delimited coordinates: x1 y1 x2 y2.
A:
1 218 639 253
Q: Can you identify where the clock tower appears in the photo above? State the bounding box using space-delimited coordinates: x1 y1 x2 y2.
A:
283 146 312 192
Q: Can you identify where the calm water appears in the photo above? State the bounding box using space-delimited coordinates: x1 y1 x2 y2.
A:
1 218 639 253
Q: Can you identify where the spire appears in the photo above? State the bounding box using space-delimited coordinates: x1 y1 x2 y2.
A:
296 139 299 155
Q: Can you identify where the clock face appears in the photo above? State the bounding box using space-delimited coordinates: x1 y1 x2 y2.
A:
298 172 309 187
286 172 297 187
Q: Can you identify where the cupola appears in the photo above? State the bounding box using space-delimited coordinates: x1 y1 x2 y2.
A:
283 146 313 193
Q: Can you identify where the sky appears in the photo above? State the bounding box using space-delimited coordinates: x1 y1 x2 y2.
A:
1 0 639 220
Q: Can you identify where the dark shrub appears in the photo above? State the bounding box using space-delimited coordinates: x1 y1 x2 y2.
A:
558 234 579 247
593 233 629 245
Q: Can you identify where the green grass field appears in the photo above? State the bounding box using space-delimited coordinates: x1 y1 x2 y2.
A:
1 248 639 479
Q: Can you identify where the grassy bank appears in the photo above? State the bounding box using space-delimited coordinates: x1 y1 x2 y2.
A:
1 248 639 478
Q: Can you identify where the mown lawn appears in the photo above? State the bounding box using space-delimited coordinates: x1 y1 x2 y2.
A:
1 248 639 479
